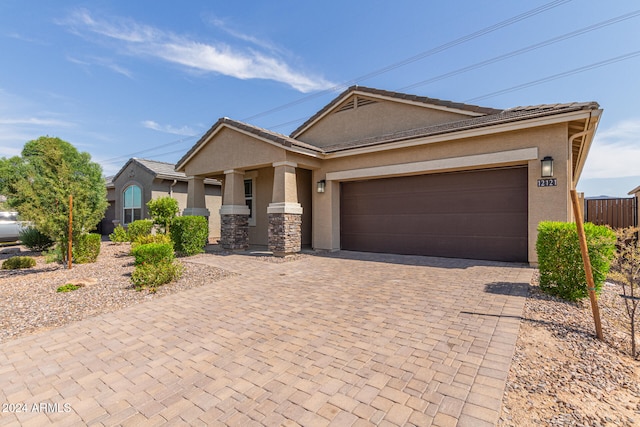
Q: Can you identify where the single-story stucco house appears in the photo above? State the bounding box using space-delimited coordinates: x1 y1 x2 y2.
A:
103 158 221 239
175 86 601 264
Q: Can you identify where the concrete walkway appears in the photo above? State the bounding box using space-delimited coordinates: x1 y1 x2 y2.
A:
0 251 532 426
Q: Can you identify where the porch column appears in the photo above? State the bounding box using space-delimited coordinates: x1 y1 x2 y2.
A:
219 170 250 250
183 176 210 217
268 161 302 256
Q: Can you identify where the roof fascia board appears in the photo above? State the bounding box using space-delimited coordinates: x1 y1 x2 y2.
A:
353 89 487 117
324 109 598 159
177 123 323 171
572 109 602 185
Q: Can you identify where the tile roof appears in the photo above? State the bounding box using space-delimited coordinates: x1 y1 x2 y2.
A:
114 158 219 184
290 85 503 138
176 117 323 170
176 86 600 167
319 101 600 153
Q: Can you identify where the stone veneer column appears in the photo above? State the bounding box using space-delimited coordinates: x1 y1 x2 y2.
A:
219 170 250 250
268 161 302 256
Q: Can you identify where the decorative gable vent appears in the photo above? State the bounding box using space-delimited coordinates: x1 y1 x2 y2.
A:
334 96 377 114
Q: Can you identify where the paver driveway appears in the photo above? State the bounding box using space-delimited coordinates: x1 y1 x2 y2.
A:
0 251 532 426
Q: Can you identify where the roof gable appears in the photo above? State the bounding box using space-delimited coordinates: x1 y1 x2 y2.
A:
176 117 322 171
290 86 501 140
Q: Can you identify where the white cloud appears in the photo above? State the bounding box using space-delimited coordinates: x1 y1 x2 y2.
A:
0 117 73 127
141 120 196 136
67 55 133 78
63 9 333 93
581 119 640 179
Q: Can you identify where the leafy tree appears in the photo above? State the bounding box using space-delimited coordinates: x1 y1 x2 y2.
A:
147 196 179 234
0 136 107 262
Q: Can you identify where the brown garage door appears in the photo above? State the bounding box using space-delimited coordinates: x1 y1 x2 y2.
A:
340 167 528 262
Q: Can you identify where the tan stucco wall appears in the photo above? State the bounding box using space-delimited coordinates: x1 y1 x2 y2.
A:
296 99 471 148
311 123 572 264
180 114 579 264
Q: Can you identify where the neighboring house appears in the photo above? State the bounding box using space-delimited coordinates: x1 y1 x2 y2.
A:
627 186 640 227
102 158 221 241
175 86 602 263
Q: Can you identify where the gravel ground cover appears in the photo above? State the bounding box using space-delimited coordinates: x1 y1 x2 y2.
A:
0 242 234 343
1 243 638 424
499 273 640 426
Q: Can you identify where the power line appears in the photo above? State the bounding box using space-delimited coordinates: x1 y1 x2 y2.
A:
100 135 197 166
104 0 574 164
267 9 640 132
466 50 640 102
399 9 640 92
240 0 573 123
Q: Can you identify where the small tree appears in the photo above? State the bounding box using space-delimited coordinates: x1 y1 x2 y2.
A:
609 227 640 358
147 196 179 234
0 136 107 263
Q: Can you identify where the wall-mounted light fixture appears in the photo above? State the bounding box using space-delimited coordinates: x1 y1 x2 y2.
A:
317 179 326 193
541 156 554 178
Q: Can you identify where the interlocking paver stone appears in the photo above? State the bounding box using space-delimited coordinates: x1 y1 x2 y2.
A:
0 250 531 426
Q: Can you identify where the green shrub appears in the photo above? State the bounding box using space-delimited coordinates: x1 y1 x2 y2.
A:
171 216 208 256
109 224 129 243
131 261 183 291
126 219 154 242
131 242 175 266
44 245 62 263
536 221 616 301
72 233 101 264
147 196 179 234
19 227 54 251
131 233 173 250
2 256 36 270
57 283 81 293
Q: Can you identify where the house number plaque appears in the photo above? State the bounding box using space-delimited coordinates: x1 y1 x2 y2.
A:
537 178 557 187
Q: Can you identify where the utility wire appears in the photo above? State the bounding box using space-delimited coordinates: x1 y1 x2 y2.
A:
100 135 197 166
466 50 640 102
240 0 573 123
104 0 573 164
399 9 640 92
268 9 640 132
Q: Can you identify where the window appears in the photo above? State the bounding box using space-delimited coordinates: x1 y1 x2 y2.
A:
244 178 256 226
123 185 142 224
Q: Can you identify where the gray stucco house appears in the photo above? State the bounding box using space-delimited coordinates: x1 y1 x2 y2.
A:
102 158 221 241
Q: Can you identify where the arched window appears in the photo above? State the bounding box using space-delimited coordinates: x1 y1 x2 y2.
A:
123 185 142 224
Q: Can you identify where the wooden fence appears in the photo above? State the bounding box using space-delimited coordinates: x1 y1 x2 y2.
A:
584 197 637 229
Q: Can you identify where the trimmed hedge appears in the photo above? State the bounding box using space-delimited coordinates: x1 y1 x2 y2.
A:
171 216 208 256
130 242 182 291
536 221 616 301
109 225 129 243
131 242 174 266
2 256 36 270
127 219 154 243
131 261 183 290
19 227 54 251
73 233 102 264
131 233 172 249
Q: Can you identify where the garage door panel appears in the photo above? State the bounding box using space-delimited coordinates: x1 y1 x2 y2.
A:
340 167 528 262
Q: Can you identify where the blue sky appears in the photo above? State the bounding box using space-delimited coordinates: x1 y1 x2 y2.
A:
1 0 639 196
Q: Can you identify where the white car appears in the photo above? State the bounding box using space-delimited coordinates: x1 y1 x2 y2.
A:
0 212 26 242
